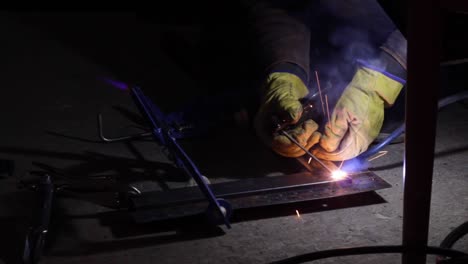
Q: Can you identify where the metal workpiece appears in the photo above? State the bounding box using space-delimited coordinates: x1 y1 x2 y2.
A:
129 171 391 224
93 83 400 231
125 85 383 229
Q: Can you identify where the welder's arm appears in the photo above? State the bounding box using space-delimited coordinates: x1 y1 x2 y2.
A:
244 1 321 157
313 30 407 161
244 1 311 82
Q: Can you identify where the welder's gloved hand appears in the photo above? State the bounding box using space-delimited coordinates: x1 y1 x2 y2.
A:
254 72 321 157
271 119 321 157
313 64 405 161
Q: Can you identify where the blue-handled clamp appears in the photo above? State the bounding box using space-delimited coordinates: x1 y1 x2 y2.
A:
130 86 232 229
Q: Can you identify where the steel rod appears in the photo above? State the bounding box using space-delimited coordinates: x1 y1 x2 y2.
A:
279 130 333 173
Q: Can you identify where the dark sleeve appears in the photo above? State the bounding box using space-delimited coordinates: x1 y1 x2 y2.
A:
376 29 407 83
380 30 407 70
243 1 311 84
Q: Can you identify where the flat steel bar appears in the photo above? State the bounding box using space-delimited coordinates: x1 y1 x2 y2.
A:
130 171 390 209
130 171 391 223
131 172 333 209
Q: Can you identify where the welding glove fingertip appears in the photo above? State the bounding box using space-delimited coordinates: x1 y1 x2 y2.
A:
320 135 340 153
319 126 345 152
310 131 321 145
271 119 320 157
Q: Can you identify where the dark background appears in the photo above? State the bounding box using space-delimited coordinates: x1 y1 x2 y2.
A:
0 4 467 264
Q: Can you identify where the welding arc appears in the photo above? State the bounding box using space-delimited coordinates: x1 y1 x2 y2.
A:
279 130 333 173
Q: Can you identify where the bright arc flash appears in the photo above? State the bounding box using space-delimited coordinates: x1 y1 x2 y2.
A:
331 170 348 180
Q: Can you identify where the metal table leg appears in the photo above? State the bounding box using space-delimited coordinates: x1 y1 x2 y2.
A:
402 1 440 263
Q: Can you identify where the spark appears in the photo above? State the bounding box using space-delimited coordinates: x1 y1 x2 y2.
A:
331 170 348 180
308 157 312 164
367 151 388 162
296 210 301 218
304 104 313 111
315 70 326 115
325 94 331 125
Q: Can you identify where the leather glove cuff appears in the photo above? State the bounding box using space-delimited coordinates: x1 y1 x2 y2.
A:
269 62 308 86
261 72 309 122
354 60 405 106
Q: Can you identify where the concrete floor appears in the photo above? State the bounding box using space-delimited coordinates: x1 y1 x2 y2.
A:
0 12 467 264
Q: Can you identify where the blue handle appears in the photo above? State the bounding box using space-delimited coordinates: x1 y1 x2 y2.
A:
130 87 231 228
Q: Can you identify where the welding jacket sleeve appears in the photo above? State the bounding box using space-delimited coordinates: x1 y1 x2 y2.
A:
243 1 408 85
380 30 407 70
243 0 311 85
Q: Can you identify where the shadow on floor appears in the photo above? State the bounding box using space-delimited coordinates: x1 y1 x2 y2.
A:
47 191 386 257
0 145 189 212
0 188 74 264
0 145 185 181
0 216 28 264
0 142 388 260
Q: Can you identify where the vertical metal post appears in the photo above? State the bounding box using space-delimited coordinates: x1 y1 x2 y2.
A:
402 0 440 263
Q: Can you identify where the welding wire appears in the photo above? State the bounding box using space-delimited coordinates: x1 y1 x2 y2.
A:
325 94 331 125
338 160 344 170
315 70 326 115
367 151 388 162
279 130 333 173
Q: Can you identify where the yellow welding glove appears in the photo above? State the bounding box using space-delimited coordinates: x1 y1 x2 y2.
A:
254 72 321 157
313 65 404 161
